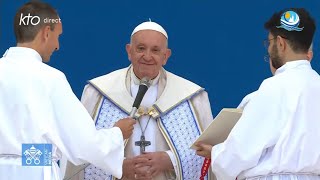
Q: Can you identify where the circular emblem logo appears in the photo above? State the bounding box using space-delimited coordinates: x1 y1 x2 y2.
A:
277 11 304 31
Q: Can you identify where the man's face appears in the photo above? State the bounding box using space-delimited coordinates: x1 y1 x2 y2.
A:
267 33 283 72
126 30 171 79
42 22 62 62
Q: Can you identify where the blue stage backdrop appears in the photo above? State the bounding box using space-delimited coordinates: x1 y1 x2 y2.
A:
1 0 320 116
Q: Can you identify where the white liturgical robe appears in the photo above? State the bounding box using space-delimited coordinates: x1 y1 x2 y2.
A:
0 47 125 180
211 60 320 180
64 66 215 180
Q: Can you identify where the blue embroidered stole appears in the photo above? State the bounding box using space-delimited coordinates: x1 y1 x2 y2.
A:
158 100 208 180
84 97 127 180
84 95 208 180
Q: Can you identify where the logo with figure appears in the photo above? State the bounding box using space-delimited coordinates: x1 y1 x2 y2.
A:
22 144 52 166
277 11 304 31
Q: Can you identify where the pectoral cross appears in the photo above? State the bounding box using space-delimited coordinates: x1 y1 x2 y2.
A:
135 135 151 154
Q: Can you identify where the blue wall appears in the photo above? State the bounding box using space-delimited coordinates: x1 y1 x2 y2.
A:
1 0 320 116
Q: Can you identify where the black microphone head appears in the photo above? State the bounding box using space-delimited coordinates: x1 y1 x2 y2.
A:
132 77 151 108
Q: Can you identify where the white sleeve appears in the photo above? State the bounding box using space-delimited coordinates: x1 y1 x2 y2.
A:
210 81 284 180
47 75 124 179
165 150 178 175
61 84 103 179
237 91 257 109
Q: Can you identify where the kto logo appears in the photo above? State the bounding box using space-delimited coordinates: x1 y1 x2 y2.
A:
19 13 40 25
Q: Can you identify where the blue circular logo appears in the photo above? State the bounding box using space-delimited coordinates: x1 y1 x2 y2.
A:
277 11 304 31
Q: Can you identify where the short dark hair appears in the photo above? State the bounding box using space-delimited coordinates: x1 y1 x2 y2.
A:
14 1 59 43
264 8 316 53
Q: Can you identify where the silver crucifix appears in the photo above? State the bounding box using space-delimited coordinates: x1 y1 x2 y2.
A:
135 135 151 154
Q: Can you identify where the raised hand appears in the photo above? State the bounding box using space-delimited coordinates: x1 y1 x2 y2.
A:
194 142 213 159
114 117 136 139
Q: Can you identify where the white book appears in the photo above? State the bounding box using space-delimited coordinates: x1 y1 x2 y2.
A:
190 108 242 149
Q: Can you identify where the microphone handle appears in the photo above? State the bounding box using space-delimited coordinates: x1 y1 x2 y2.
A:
129 107 137 119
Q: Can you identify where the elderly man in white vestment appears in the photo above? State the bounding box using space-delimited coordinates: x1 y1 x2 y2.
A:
195 8 320 180
65 21 215 180
0 2 136 180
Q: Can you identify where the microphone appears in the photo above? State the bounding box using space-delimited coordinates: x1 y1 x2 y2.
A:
64 77 151 180
129 77 151 118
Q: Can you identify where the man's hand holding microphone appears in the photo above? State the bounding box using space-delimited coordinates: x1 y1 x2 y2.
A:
114 77 151 140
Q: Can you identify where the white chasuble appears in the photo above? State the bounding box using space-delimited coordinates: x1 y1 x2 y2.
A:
66 66 214 180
